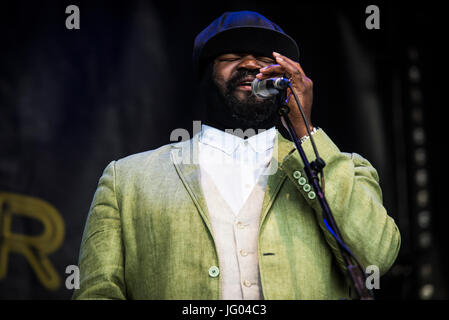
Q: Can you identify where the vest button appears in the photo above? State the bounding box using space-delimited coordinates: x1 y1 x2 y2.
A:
236 221 245 229
243 280 252 287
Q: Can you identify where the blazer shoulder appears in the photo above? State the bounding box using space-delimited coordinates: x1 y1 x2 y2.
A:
341 151 375 167
115 141 177 170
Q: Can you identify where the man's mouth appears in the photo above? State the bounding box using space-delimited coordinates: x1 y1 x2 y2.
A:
236 76 255 91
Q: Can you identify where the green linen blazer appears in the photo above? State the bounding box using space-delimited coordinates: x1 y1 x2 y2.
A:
73 128 401 300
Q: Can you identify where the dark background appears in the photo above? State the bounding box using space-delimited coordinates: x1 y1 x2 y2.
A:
0 0 447 299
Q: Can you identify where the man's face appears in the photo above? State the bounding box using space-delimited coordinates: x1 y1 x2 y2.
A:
208 53 279 130
213 53 275 102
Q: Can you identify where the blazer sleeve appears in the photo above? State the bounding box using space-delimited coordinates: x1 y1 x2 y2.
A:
280 128 401 277
72 161 126 300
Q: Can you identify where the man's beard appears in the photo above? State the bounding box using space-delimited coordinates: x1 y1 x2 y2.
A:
198 63 280 132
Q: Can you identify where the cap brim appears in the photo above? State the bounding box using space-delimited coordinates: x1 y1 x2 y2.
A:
196 26 300 77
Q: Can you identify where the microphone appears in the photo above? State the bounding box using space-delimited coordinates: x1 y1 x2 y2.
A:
251 77 290 98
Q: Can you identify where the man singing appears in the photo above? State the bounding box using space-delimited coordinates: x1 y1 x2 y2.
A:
73 11 400 300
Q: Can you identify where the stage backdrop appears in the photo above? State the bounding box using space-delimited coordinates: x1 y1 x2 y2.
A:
0 0 447 299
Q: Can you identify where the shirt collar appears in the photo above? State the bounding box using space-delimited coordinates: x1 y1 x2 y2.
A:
199 124 277 155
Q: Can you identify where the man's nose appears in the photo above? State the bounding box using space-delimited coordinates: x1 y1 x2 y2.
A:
237 55 262 70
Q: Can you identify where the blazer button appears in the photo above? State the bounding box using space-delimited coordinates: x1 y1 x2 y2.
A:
308 191 316 200
303 184 311 192
208 266 220 278
298 177 307 186
293 170 301 179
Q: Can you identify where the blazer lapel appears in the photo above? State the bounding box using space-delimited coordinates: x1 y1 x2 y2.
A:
170 133 214 233
259 130 296 228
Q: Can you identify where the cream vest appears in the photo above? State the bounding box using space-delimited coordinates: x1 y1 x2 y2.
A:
200 168 269 300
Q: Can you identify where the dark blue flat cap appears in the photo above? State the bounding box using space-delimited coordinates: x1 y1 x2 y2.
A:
193 11 300 79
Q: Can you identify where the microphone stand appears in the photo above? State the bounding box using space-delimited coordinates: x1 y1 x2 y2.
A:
276 89 374 300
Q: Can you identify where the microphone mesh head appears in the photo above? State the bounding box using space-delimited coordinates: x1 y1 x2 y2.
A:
251 78 279 98
251 78 262 98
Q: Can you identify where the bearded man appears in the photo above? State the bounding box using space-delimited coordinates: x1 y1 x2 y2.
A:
73 11 400 300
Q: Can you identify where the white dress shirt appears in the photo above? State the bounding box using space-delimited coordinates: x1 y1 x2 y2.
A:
198 124 277 215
